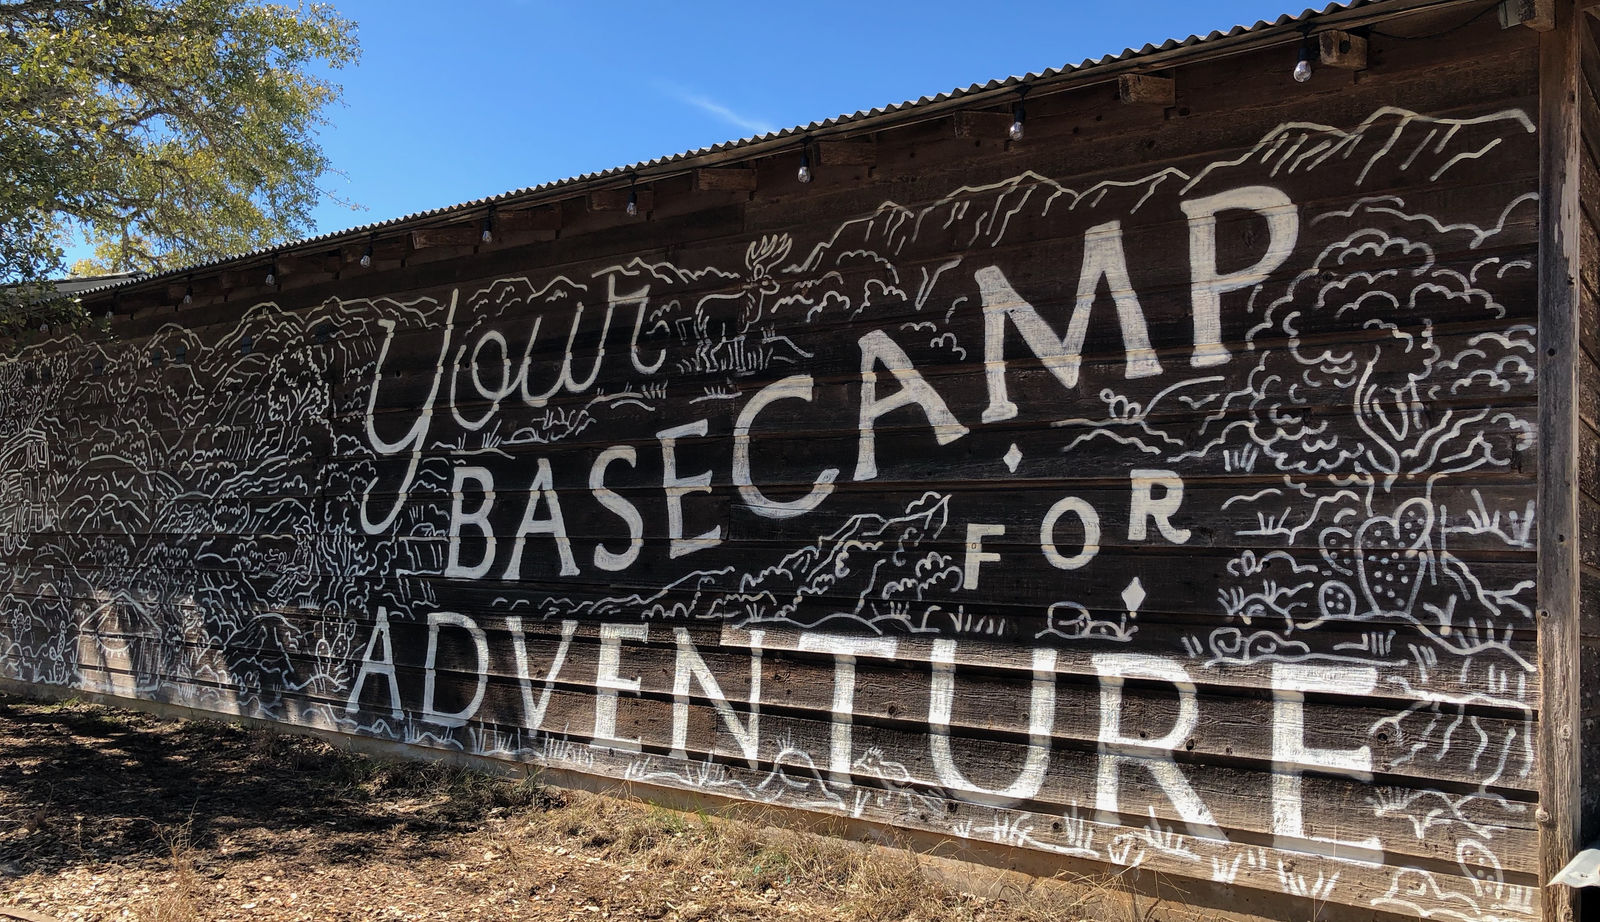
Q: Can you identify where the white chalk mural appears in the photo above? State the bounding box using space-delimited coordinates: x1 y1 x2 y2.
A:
0 105 1542 920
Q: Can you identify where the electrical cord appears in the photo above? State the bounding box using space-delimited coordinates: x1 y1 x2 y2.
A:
1366 2 1498 40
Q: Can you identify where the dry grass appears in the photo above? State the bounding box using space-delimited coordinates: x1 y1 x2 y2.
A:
4 697 1169 922
132 823 203 922
242 724 563 820
497 788 1144 922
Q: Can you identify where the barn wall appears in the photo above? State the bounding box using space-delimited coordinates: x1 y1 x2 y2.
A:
0 12 1546 921
1576 7 1600 855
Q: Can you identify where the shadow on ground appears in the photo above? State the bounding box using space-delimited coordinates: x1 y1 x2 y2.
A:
0 692 558 878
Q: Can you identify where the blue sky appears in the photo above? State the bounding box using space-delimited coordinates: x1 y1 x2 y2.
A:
304 2 1314 237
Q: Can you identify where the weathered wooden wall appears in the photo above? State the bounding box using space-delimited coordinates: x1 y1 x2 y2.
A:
0 7 1554 920
1538 5 1584 920
1577 0 1600 881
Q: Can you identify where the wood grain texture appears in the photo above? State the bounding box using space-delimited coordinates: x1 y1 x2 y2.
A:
692 169 758 193
1538 3 1584 920
815 141 876 167
0 12 1557 922
1577 0 1600 870
587 189 654 213
1504 0 1559 30
950 110 1013 139
1116 74 1175 106
410 226 484 250
1317 30 1369 70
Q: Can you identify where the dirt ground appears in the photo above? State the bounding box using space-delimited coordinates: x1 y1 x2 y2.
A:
0 694 1148 922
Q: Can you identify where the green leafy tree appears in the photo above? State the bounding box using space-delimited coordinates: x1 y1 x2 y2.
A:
1 0 359 324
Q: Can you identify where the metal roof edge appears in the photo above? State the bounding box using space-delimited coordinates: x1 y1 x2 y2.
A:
76 0 1484 300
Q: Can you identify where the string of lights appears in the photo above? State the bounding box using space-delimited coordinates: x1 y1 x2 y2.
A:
151 1 1516 313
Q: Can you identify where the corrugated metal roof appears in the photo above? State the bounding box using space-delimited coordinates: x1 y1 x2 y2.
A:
78 0 1473 298
50 272 141 295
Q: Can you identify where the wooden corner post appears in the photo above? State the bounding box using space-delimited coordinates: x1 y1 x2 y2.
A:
1538 0 1584 919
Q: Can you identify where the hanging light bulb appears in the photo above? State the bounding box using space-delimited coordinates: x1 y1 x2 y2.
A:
1294 39 1314 83
181 280 193 305
625 174 641 217
797 149 812 184
480 211 494 244
1009 101 1026 141
265 263 277 287
359 244 372 268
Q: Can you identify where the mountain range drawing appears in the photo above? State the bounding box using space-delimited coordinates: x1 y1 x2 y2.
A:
0 105 1544 921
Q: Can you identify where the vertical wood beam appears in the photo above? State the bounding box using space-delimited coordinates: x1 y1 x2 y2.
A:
1539 1 1584 919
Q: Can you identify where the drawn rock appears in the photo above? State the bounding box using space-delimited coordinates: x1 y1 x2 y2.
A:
1317 580 1359 621
1040 601 1093 638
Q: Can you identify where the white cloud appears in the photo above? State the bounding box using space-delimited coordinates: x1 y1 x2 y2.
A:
656 82 777 136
